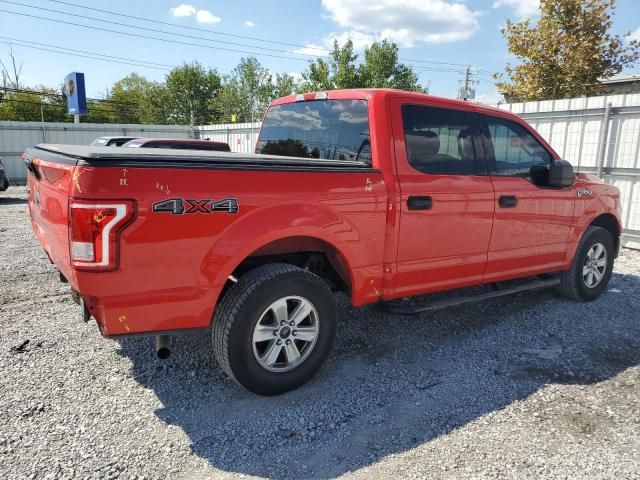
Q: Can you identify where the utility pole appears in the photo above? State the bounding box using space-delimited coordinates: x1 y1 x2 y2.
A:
457 66 478 100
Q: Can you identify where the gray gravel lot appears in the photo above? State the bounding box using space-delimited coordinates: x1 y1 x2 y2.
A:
1 185 639 479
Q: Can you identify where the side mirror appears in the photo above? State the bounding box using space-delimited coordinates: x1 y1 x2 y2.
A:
548 159 574 188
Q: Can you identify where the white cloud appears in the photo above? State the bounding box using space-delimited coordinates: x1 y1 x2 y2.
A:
292 31 382 58
492 0 540 18
243 20 255 28
320 0 480 46
292 43 330 56
326 31 376 51
629 27 640 43
170 4 197 17
170 4 220 24
196 9 221 24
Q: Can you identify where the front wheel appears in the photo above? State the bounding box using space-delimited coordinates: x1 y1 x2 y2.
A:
557 226 615 301
212 264 337 395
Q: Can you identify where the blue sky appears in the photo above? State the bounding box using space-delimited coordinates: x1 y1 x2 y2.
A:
1 0 639 103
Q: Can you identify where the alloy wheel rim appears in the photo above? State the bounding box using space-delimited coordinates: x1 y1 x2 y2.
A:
252 296 319 372
583 242 607 288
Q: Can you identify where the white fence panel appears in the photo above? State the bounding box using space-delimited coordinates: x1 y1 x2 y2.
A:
199 122 261 154
0 121 194 182
500 93 640 247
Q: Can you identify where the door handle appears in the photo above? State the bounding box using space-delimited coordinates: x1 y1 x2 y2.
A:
499 195 518 208
407 196 432 210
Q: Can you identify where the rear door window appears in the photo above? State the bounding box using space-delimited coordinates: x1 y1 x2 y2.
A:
401 105 479 175
257 100 371 165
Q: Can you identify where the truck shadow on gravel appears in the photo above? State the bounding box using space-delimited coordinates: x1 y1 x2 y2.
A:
117 272 640 479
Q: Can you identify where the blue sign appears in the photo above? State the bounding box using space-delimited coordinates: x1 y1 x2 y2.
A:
64 72 87 115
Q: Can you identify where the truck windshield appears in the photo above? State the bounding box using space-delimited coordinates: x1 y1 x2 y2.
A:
256 100 371 165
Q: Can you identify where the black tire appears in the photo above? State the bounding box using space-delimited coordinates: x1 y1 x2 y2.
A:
212 263 337 396
557 226 615 301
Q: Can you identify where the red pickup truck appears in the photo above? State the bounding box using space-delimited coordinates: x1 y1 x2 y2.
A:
24 89 621 395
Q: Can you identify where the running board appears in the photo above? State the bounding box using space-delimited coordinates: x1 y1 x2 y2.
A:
380 278 560 315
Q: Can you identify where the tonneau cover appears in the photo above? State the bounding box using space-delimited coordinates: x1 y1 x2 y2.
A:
30 144 369 169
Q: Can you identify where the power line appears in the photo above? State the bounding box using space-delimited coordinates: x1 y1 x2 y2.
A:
41 0 484 70
0 36 174 70
44 0 330 54
0 97 130 113
1 86 139 107
0 0 327 59
0 38 172 72
1 36 467 87
0 7 494 87
6 0 492 72
0 8 316 62
1 90 143 116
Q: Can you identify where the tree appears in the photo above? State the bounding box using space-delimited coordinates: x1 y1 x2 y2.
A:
165 62 221 125
0 86 67 122
301 39 423 91
497 0 640 101
358 40 423 91
273 73 298 98
329 40 359 89
216 57 275 123
107 73 167 124
301 40 358 90
302 58 333 91
1 47 23 90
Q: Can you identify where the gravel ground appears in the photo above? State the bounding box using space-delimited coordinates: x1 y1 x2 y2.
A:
1 185 639 479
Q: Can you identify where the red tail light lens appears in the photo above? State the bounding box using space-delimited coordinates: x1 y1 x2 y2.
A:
69 199 135 271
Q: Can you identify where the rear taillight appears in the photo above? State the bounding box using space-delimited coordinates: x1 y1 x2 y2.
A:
69 199 135 271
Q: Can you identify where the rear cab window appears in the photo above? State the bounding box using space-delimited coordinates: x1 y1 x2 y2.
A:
256 100 371 165
401 105 480 175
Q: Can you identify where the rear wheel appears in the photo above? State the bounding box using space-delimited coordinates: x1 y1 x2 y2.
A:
212 264 337 395
557 226 614 301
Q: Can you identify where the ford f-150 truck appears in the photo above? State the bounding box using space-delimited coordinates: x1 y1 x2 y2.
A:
24 89 622 395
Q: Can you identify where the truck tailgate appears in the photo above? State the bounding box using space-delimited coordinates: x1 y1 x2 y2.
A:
24 150 75 282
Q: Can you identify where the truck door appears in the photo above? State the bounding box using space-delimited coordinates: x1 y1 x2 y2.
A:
479 113 575 282
390 99 494 298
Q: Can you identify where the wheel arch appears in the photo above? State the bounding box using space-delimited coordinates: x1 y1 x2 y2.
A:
589 213 621 256
230 235 353 294
208 233 356 314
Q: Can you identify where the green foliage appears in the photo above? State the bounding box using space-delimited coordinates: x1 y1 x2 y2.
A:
358 40 422 91
107 73 163 123
216 57 275 123
0 86 67 122
164 62 222 124
303 58 332 91
273 73 298 99
497 0 640 101
301 39 424 92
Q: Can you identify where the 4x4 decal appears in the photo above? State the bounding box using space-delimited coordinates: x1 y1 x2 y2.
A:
153 198 239 215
